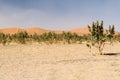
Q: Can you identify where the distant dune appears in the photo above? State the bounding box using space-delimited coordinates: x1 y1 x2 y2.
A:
26 27 49 35
0 28 24 34
68 27 90 35
0 27 118 35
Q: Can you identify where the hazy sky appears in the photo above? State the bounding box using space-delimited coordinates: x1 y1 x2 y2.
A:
0 0 120 31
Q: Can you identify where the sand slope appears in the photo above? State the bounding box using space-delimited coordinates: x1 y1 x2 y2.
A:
69 27 90 35
26 27 49 35
0 27 90 35
0 28 24 34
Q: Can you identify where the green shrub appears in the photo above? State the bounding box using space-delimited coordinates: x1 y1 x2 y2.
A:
87 21 115 55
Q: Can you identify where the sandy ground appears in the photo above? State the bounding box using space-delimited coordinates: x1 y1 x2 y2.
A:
0 43 120 80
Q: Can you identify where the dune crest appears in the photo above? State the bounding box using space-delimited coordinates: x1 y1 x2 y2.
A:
68 27 90 35
0 27 118 35
0 28 24 34
26 27 49 35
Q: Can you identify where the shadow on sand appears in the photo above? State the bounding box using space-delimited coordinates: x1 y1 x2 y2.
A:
104 53 120 56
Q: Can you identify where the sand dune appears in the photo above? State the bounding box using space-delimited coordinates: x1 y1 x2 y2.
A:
26 27 49 35
68 27 90 35
0 28 24 34
0 27 119 35
0 27 90 35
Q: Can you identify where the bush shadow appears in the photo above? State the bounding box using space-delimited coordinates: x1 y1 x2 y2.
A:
104 53 120 56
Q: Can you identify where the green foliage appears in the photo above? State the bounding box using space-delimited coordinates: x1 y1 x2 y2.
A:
0 31 85 45
0 33 8 45
11 31 29 44
87 20 115 55
107 25 115 42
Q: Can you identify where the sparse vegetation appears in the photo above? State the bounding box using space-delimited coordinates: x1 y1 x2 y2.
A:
0 31 87 45
0 20 119 57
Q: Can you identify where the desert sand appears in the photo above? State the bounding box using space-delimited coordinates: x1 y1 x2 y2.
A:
0 43 120 80
0 27 90 35
68 27 90 35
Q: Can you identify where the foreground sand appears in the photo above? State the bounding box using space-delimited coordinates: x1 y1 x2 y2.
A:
0 43 120 80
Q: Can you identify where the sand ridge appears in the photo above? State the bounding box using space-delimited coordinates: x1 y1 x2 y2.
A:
0 27 90 35
0 27 119 36
68 27 90 35
0 28 24 34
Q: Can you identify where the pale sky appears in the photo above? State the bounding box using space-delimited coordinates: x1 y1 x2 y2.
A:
0 0 120 31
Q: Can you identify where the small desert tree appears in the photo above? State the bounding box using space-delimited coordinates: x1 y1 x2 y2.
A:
107 25 115 42
87 21 115 55
0 33 7 45
14 31 29 44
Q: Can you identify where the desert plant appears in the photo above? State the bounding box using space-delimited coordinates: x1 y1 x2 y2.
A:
6 34 12 45
107 25 115 43
87 21 115 55
0 33 7 45
13 31 29 44
32 33 40 42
